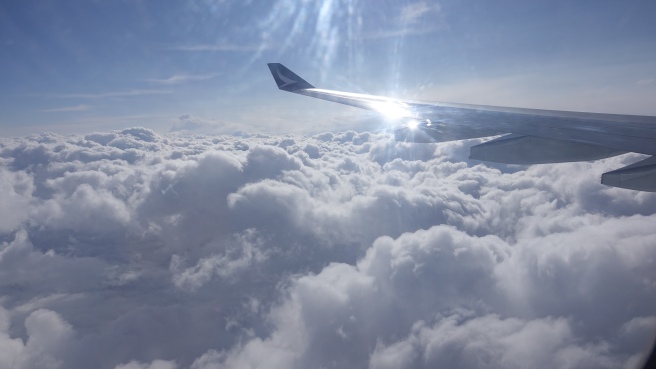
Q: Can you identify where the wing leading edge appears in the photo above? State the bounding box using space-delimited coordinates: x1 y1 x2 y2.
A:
267 63 656 192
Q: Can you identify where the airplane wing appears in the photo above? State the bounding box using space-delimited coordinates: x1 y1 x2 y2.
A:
267 63 656 192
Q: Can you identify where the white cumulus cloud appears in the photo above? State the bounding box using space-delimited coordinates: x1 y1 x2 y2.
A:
0 127 654 368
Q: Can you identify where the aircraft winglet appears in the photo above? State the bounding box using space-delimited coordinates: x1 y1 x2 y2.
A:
267 63 314 92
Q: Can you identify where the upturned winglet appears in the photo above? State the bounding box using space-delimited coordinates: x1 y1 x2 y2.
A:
267 63 314 92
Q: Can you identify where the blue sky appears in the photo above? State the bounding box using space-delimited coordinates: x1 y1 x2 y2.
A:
1 0 655 136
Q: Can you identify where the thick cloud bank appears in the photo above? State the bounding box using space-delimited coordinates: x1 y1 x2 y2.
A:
0 127 655 369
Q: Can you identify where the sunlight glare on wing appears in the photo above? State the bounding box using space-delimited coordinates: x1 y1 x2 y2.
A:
370 100 411 119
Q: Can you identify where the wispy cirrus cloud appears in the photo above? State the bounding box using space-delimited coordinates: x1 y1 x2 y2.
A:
360 1 444 40
167 43 270 52
54 89 172 99
360 25 443 40
636 78 654 86
41 104 92 112
400 1 440 24
143 73 219 85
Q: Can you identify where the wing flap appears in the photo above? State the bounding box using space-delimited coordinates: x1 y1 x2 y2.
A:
469 134 626 164
601 156 656 192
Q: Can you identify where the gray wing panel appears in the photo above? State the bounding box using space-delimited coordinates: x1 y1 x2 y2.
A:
295 88 656 156
267 63 656 156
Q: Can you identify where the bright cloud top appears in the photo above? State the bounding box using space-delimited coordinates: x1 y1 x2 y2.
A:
0 128 655 369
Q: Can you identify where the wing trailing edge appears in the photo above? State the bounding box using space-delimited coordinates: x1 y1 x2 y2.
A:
469 134 626 164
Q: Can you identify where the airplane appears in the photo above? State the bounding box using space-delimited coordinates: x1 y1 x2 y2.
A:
267 63 656 192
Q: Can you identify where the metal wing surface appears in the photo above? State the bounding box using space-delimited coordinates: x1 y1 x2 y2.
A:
267 63 656 192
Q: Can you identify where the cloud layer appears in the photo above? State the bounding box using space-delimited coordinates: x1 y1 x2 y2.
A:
0 127 654 369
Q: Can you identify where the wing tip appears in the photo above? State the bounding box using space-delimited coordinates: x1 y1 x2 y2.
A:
267 63 314 92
